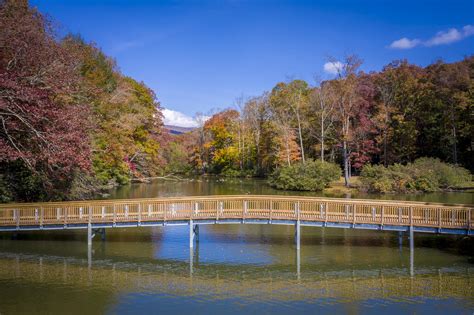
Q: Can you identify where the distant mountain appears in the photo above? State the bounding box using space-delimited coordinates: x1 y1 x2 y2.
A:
163 125 195 135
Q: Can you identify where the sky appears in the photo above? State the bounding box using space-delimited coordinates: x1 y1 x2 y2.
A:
31 0 474 127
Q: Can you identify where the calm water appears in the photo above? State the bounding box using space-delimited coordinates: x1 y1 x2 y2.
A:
0 178 473 314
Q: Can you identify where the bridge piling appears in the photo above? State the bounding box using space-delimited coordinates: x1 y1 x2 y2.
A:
295 221 301 250
409 226 414 277
189 220 199 248
398 231 403 250
87 222 92 247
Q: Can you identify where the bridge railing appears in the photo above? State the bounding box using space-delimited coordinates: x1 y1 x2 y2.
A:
0 196 472 230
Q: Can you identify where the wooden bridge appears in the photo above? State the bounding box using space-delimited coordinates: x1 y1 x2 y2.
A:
0 195 472 248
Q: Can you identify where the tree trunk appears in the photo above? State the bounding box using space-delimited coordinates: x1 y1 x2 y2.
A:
296 111 305 164
383 129 387 167
343 140 350 187
321 114 325 162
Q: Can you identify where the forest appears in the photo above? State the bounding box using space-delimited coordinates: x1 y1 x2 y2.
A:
0 0 473 202
169 56 473 186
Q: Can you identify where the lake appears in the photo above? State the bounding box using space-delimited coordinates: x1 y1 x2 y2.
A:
0 178 472 314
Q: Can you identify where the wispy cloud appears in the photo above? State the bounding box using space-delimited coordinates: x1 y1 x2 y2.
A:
323 61 343 75
112 40 146 53
389 25 474 49
389 37 421 49
162 108 209 128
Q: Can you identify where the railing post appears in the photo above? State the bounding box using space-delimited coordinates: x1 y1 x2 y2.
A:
194 202 199 217
409 206 413 227
113 204 116 226
218 201 223 220
164 203 167 223
88 206 92 224
40 207 44 229
324 202 328 225
353 204 356 226
269 200 273 222
148 204 152 217
15 209 19 229
243 200 247 221
468 209 472 233
138 203 141 225
64 207 68 227
438 208 442 230
381 206 384 225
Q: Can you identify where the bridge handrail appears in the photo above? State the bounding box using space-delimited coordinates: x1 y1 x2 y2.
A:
0 195 472 232
0 195 472 209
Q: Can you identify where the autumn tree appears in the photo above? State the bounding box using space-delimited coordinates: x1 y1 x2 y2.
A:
328 55 363 186
0 0 91 200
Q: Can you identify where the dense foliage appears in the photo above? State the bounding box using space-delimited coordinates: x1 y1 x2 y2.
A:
1 1 473 200
360 158 472 193
0 1 164 201
177 56 473 187
268 160 341 191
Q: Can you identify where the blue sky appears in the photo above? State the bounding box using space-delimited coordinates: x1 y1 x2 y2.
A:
31 0 474 126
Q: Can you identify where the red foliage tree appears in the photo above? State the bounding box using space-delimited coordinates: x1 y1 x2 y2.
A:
0 0 91 196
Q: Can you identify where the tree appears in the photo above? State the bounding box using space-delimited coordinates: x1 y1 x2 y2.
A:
0 0 91 199
308 80 336 161
329 55 363 187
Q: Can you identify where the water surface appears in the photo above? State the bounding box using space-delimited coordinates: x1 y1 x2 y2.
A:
0 178 472 314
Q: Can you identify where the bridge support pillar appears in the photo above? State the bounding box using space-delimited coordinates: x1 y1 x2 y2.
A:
295 220 301 250
296 246 301 280
87 223 92 246
409 226 414 277
398 231 403 250
190 220 199 248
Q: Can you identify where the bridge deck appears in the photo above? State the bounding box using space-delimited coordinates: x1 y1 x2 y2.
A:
0 195 472 235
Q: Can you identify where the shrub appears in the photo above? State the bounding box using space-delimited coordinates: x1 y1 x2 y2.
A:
360 158 472 193
268 160 341 191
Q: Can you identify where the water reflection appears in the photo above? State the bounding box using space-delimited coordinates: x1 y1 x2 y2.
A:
104 177 474 205
0 187 473 314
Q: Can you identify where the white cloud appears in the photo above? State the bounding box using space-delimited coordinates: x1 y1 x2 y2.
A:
389 24 474 49
389 37 421 49
162 108 209 128
425 28 462 46
463 25 474 37
323 61 343 75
